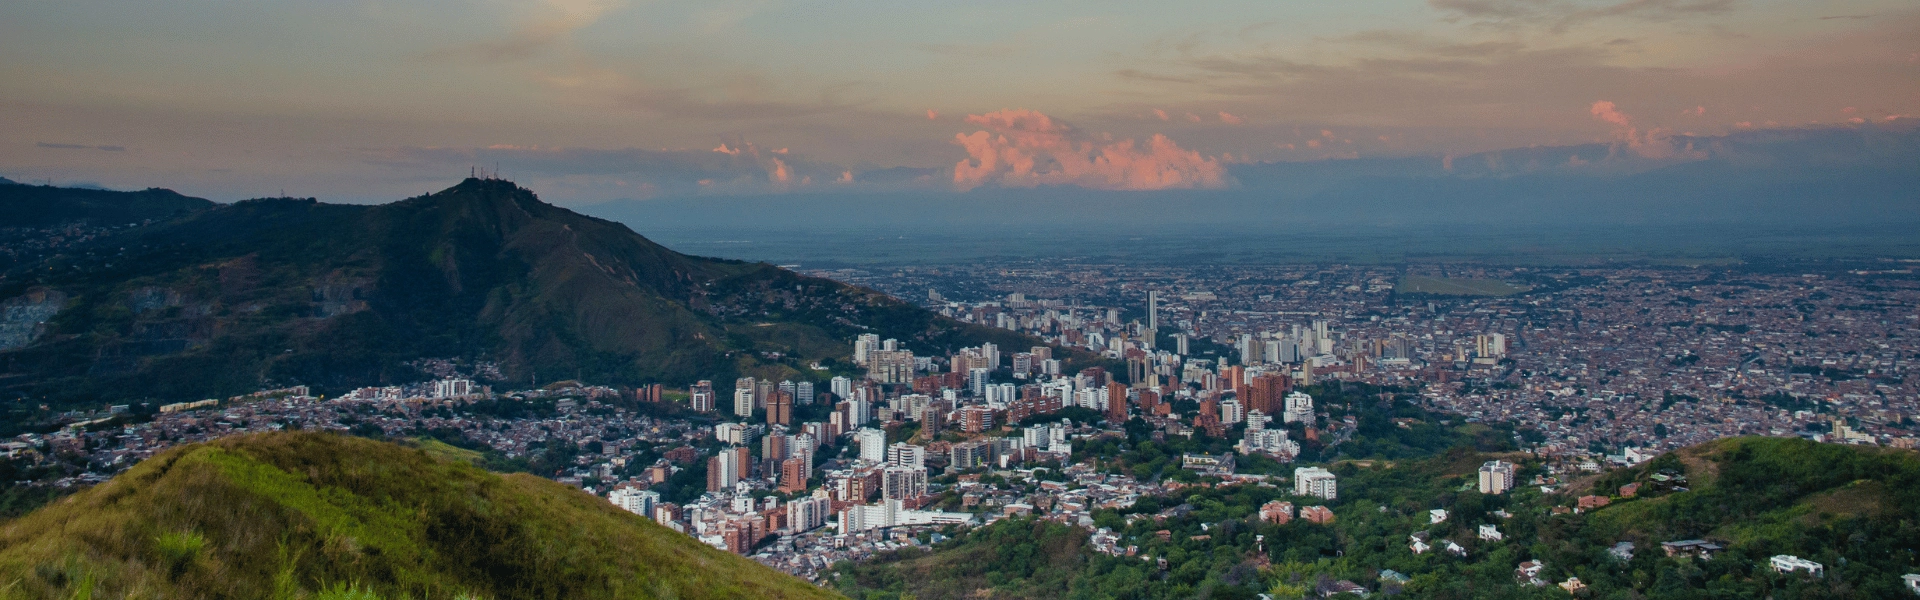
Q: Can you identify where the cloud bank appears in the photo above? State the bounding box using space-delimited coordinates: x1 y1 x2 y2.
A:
1590 100 1703 159
951 109 1230 192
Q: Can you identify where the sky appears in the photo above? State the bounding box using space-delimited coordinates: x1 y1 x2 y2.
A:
2 0 1915 204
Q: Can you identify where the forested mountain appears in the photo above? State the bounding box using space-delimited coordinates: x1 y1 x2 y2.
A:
0 432 839 599
0 178 1076 417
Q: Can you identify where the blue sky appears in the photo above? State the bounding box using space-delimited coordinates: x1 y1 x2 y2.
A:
2 0 1914 203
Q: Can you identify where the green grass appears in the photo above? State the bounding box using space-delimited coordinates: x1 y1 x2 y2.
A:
1395 276 1531 296
0 432 840 600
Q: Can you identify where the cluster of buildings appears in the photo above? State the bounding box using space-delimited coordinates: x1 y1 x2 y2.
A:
16 258 1920 590
812 261 1920 460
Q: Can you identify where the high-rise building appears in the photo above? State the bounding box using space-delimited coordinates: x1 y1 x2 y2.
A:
690 380 715 413
1106 382 1129 423
1247 373 1287 414
755 379 774 409
1478 460 1516 495
968 367 991 396
960 406 994 433
868 349 917 384
708 450 741 492
766 391 792 426
733 387 756 418
950 440 992 470
1246 409 1271 431
854 333 881 366
762 433 790 461
1220 399 1244 425
795 381 814 405
1475 333 1508 359
882 466 929 500
830 376 852 400
857 428 888 463
1283 391 1315 425
1011 353 1033 378
609 488 659 518
1294 466 1337 500
786 490 832 533
1148 290 1158 331
779 457 810 493
887 442 926 469
432 378 474 399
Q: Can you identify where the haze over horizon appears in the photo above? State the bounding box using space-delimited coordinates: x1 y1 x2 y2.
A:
4 0 1917 205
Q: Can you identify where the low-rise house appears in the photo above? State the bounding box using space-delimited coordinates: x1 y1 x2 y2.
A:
1770 555 1823 577
1478 524 1502 541
1515 560 1547 586
1609 541 1635 561
1660 539 1723 559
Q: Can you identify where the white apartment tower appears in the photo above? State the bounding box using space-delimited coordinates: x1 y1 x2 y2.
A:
1294 466 1337 500
887 442 927 469
1282 391 1315 425
857 428 888 463
1478 460 1516 495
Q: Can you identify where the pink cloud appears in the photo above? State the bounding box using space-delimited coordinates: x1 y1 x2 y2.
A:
1153 109 1169 121
1590 101 1633 128
951 108 1229 192
927 109 940 120
711 140 798 185
1589 100 1700 160
769 157 791 184
1682 106 1705 116
1218 111 1244 125
838 170 854 183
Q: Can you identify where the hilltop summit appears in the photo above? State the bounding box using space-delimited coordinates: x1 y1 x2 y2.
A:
0 432 839 599
0 178 1061 408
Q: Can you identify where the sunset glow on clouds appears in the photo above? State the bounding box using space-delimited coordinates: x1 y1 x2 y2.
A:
1590 101 1703 160
0 0 1915 202
951 109 1228 191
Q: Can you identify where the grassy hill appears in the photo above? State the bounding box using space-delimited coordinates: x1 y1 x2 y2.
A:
0 178 1091 420
834 436 1920 599
0 432 840 600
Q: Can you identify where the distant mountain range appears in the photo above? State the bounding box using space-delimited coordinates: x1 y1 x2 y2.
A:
0 178 1072 411
588 124 1920 235
0 432 838 599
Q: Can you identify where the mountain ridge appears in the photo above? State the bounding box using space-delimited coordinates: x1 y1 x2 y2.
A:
0 178 1080 414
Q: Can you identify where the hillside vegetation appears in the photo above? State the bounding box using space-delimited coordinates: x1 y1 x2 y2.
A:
836 437 1920 599
0 179 1085 420
0 432 839 600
